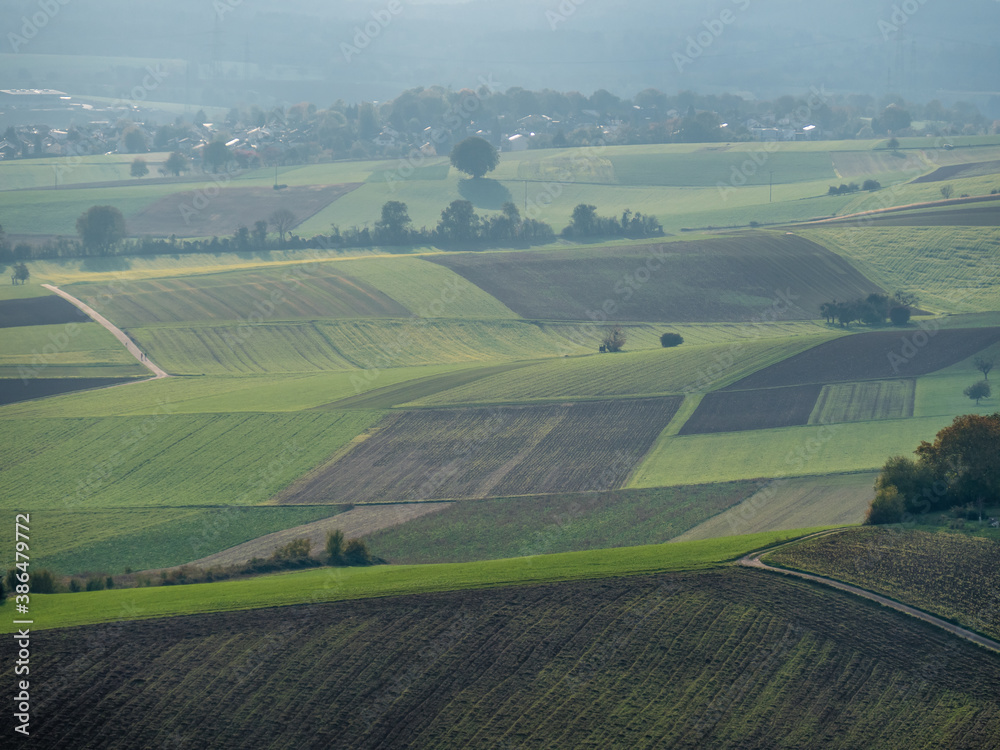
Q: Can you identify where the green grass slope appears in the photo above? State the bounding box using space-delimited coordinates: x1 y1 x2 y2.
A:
0 530 835 632
805 227 1000 314
412 334 840 405
0 412 380 509
367 481 766 563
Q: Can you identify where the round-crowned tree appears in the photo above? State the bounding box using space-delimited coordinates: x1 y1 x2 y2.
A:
449 136 499 179
660 332 684 348
76 205 127 255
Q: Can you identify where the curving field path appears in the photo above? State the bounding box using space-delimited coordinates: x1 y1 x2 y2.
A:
41 283 168 379
740 531 1000 654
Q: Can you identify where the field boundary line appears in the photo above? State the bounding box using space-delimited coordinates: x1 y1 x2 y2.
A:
42 284 169 380
739 532 1000 654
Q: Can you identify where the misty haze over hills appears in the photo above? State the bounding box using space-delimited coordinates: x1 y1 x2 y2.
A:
1 0 998 114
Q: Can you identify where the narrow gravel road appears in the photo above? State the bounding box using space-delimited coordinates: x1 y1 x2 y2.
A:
739 534 1000 654
42 283 169 379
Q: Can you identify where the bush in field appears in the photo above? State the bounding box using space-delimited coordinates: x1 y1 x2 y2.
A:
271 537 312 561
964 380 991 405
601 325 627 353
865 486 904 525
889 306 911 326
86 577 105 592
660 332 684 348
325 529 345 565
32 569 58 594
343 538 372 566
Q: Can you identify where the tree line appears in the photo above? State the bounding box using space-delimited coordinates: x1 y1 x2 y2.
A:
820 292 917 328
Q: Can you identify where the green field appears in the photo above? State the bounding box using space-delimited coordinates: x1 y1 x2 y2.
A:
8 138 998 241
129 319 617 375
412 334 840 405
0 365 482 417
0 412 380 509
765 527 1000 640
674 473 877 541
0 321 146 378
367 481 766 563
809 379 916 424
806 227 1000 314
629 416 956 487
27 506 345 576
0 529 830 632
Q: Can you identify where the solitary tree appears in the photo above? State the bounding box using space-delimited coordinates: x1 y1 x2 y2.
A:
974 355 995 381
964 380 992 405
269 209 297 245
449 136 500 179
76 206 127 254
940 185 954 200
660 332 684 348
163 151 189 177
601 325 627 353
11 263 29 285
130 157 149 178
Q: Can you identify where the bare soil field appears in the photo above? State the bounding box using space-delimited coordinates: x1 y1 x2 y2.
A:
912 160 1000 183
723 327 1000 390
7 569 1000 749
679 384 824 435
0 295 90 327
127 183 361 237
430 234 878 322
0 376 140 405
279 397 683 504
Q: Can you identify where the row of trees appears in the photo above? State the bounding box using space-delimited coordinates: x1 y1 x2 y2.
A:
827 179 881 195
820 292 917 328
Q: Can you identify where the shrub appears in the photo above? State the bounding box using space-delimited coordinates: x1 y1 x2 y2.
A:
601 325 627 353
106 576 115 590
326 529 345 565
69 579 81 593
32 569 58 594
889 306 911 326
343 538 372 566
660 332 684 348
85 577 105 592
866 486 905 525
271 537 312 561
